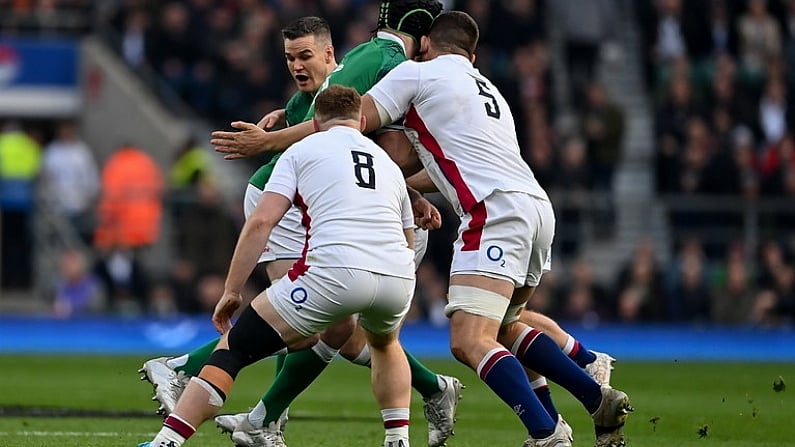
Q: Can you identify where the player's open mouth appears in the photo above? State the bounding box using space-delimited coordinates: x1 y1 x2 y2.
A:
295 74 309 83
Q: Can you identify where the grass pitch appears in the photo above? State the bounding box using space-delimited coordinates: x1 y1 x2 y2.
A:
0 355 792 446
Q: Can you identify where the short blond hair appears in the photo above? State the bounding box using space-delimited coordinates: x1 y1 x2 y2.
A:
314 85 362 122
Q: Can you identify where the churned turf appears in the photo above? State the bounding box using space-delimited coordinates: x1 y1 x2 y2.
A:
0 355 791 446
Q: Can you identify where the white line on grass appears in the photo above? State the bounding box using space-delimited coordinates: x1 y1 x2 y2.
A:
0 431 209 437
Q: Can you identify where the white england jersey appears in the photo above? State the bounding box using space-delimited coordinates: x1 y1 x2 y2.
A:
368 54 549 216
265 126 415 279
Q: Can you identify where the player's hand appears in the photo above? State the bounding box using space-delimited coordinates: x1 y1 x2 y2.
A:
257 109 285 130
211 121 269 159
212 290 243 334
412 196 442 230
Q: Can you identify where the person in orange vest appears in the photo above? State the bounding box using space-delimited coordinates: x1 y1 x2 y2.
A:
94 144 164 250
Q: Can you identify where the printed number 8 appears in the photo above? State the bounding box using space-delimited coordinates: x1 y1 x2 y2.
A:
351 150 375 189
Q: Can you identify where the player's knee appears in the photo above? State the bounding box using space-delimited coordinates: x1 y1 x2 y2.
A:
320 316 356 349
205 305 286 379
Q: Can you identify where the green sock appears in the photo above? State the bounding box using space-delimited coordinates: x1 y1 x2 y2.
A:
174 337 220 376
275 353 287 376
405 349 442 398
260 349 332 424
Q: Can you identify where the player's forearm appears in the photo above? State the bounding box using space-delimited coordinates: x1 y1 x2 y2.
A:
224 219 273 294
271 120 315 151
407 170 437 193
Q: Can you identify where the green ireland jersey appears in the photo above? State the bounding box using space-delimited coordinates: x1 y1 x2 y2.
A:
248 90 314 189
304 34 407 120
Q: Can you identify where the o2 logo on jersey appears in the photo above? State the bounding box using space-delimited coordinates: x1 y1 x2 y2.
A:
487 245 505 267
290 287 308 310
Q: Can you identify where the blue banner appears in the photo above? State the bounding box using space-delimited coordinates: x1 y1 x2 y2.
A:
1 316 794 361
0 38 78 88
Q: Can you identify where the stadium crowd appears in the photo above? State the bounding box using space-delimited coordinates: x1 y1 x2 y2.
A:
0 0 792 328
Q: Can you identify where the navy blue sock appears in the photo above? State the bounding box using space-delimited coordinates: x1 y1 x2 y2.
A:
530 376 558 421
512 328 602 414
565 337 597 368
478 348 556 439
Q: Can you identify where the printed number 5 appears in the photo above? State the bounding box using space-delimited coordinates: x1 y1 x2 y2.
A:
475 78 501 119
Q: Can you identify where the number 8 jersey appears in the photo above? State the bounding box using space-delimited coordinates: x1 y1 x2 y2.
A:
265 126 416 280
368 54 549 217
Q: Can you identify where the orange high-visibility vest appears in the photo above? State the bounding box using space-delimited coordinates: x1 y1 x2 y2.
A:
94 146 164 249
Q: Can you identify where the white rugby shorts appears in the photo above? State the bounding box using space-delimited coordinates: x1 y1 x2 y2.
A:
450 191 554 287
246 184 306 263
267 266 415 337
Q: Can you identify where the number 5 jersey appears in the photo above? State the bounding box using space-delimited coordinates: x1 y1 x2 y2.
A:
368 54 549 217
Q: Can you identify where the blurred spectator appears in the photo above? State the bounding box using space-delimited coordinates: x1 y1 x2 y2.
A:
729 126 761 198
52 249 103 318
706 56 756 131
146 2 196 84
93 247 149 314
756 239 790 290
552 0 619 105
94 144 164 251
149 282 179 317
559 258 609 324
551 137 590 258
710 242 755 324
758 78 791 145
492 0 546 54
120 8 149 71
737 0 782 79
526 268 561 317
656 75 702 147
614 240 666 322
759 133 795 194
169 137 212 190
0 121 41 289
637 0 716 90
707 0 737 57
665 238 711 321
40 120 100 242
581 81 625 237
196 274 225 313
581 81 625 190
785 0 795 91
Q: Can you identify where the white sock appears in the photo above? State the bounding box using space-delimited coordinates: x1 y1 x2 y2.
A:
562 335 576 355
311 340 340 363
382 407 410 440
166 355 188 370
529 377 548 390
434 375 448 394
151 414 195 447
350 345 372 367
248 400 267 428
150 428 186 447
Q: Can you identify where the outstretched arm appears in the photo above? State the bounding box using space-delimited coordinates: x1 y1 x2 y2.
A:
406 169 437 194
214 191 291 332
211 120 315 159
